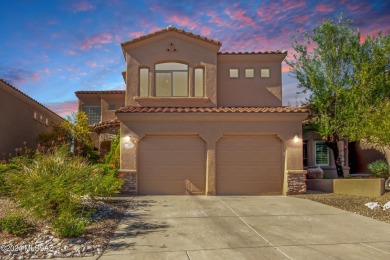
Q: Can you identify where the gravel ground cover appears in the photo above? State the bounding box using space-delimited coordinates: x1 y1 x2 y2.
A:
0 197 141 259
292 191 390 224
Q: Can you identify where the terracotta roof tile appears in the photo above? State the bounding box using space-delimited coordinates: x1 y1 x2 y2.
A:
218 50 287 55
0 79 64 120
116 106 309 114
121 25 222 47
75 90 125 94
92 119 120 132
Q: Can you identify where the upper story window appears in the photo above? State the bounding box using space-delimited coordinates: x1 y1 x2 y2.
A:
155 62 188 97
245 68 254 78
34 112 37 120
194 68 205 97
260 68 270 78
315 141 329 166
45 118 49 126
84 106 101 125
229 69 239 78
139 68 149 97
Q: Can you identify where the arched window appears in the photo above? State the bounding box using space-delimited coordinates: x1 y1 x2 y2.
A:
155 62 188 97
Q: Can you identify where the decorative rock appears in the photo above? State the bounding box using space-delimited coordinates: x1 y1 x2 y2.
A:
307 166 324 179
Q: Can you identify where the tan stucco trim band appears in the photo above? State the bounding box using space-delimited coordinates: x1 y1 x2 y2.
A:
287 170 307 175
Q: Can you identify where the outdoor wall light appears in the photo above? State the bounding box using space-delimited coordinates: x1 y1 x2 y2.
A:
123 135 131 143
293 134 299 143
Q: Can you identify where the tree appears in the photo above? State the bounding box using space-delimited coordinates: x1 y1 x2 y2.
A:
61 111 94 156
287 15 390 177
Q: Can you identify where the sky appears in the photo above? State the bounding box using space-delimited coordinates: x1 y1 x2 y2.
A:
0 0 389 117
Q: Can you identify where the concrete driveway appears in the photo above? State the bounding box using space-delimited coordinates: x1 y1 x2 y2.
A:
100 196 390 259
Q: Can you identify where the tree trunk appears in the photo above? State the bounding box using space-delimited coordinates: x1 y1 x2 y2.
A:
326 141 344 178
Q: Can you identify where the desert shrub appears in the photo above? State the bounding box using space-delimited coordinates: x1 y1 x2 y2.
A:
104 131 120 168
0 213 34 236
53 210 89 238
5 147 123 237
368 160 389 179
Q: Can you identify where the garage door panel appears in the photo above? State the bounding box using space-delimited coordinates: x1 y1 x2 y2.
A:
139 136 205 195
217 135 283 195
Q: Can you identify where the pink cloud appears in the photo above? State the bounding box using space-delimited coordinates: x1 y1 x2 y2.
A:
67 50 77 55
127 31 145 38
225 8 257 27
65 66 87 76
31 72 41 81
80 33 113 50
85 61 97 68
46 101 79 117
281 0 306 10
199 26 211 36
294 14 311 23
316 3 335 12
166 15 197 30
72 1 96 13
282 64 290 72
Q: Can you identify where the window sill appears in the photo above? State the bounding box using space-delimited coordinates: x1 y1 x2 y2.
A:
134 97 210 105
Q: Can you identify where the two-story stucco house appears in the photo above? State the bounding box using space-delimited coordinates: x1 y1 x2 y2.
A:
103 26 308 196
75 90 125 155
0 79 64 160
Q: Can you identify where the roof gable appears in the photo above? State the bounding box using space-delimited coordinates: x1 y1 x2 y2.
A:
121 25 222 49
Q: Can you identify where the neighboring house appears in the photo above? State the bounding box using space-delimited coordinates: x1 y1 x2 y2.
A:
113 26 309 195
303 128 349 178
303 127 389 178
75 90 125 155
0 79 64 161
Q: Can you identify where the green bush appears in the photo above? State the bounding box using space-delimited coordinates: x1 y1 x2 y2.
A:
368 160 389 179
0 213 34 236
5 147 123 237
104 131 120 168
53 210 89 238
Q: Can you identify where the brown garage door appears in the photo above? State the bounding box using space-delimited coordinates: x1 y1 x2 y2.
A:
217 135 283 195
139 136 205 195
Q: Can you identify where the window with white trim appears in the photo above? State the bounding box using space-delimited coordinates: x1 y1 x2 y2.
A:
229 68 239 78
315 141 329 166
155 62 188 97
139 68 149 97
245 68 254 78
260 68 270 78
194 68 205 97
45 118 49 126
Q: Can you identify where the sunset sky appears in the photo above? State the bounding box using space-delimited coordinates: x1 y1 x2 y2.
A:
1 0 389 117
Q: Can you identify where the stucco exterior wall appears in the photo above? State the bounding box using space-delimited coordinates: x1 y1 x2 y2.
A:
77 93 125 123
217 55 284 107
118 112 306 195
123 32 219 107
0 81 63 160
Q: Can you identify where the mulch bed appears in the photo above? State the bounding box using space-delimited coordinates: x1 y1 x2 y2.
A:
292 191 390 224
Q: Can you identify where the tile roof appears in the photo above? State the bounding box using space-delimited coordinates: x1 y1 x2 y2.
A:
75 90 125 94
92 119 120 132
0 79 64 120
121 25 222 47
116 106 309 114
218 51 287 55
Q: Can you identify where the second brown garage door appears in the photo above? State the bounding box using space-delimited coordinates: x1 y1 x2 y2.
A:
139 136 205 195
217 135 283 195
